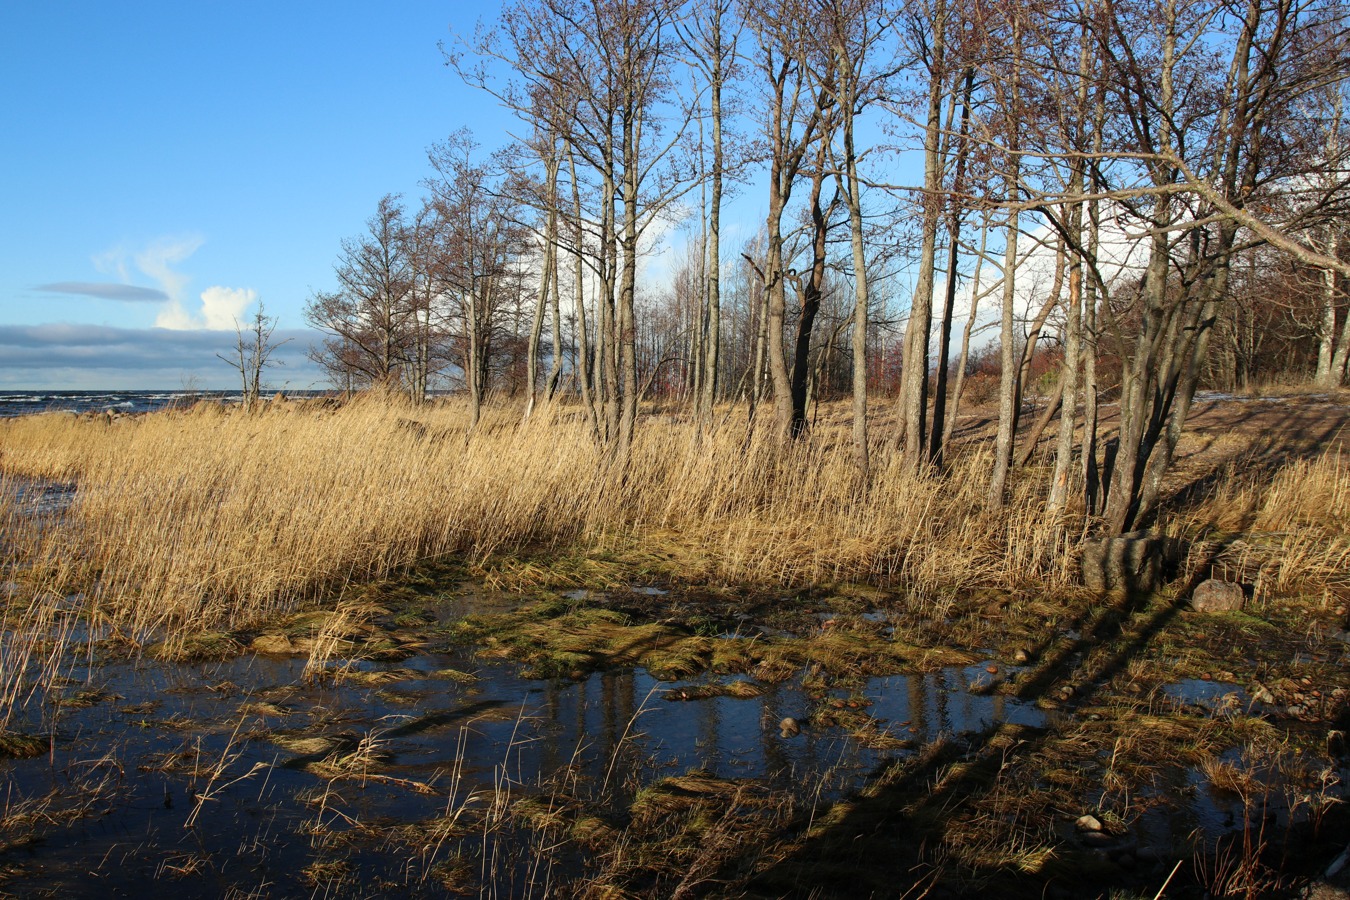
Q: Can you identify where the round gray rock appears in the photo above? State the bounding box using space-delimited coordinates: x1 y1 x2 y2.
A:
1191 579 1245 613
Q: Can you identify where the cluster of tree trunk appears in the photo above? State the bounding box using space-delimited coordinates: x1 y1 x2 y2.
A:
308 0 1350 536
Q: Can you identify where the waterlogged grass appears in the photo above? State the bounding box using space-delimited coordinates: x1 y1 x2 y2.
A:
0 560 1345 897
442 591 977 685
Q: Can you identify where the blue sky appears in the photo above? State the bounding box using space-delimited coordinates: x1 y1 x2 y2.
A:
0 2 944 391
0 0 516 389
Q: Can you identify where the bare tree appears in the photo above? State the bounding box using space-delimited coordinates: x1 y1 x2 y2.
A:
218 301 290 413
744 0 837 441
305 195 418 390
678 0 744 423
426 132 533 430
816 0 901 474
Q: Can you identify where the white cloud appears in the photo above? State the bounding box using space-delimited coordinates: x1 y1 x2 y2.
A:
86 235 258 330
199 286 258 330
91 244 134 283
134 235 203 310
154 300 195 330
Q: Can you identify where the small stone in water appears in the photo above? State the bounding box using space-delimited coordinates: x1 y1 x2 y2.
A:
1012 648 1032 665
779 717 801 737
985 664 999 674
1076 814 1104 832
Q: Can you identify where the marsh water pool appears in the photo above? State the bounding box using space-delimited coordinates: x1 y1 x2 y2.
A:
1 579 1347 899
0 600 1054 897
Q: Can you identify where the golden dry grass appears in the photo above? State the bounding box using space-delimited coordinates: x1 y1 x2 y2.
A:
1172 449 1350 592
2 393 1346 657
0 397 1071 643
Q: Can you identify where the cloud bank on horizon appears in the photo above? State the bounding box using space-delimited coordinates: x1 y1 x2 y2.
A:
0 322 323 391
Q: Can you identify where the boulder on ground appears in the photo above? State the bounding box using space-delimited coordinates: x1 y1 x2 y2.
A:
1190 579 1245 613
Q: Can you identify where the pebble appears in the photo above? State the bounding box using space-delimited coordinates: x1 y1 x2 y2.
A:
1013 648 1033 665
985 664 999 674
1076 814 1104 832
779 717 801 738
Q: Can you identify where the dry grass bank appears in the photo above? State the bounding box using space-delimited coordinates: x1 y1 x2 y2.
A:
2 395 1348 648
0 397 1073 641
1168 448 1350 594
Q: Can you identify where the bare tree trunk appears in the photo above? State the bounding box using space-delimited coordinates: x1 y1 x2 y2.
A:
567 143 601 439
600 168 620 444
1332 276 1350 385
942 214 989 452
752 279 770 406
546 223 564 400
467 288 482 430
1317 83 1344 385
1318 229 1342 386
766 191 793 439
898 5 946 471
844 135 871 477
988 180 1021 504
701 6 729 422
617 105 642 462
526 151 560 420
788 154 832 437
1047 210 1083 517
929 67 975 469
1082 87 1105 517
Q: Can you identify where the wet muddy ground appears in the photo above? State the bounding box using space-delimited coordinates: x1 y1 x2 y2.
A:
2 568 1349 898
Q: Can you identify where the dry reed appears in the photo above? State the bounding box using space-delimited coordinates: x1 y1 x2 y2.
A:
1174 449 1350 592
0 398 1072 643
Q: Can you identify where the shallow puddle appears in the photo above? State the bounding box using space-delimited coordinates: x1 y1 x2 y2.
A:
1163 678 1251 713
0 633 1047 895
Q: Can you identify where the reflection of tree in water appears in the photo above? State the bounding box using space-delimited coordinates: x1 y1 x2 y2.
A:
761 684 793 778
921 670 941 740
695 676 724 769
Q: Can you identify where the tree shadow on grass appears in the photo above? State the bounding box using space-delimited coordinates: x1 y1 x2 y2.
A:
740 534 1315 899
